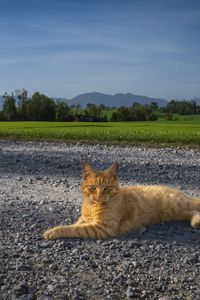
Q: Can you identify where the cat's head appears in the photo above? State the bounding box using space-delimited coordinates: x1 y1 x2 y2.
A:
81 161 120 203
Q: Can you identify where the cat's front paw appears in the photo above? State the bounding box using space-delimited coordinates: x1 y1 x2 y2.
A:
43 227 61 240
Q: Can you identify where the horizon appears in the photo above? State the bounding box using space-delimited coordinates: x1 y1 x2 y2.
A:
0 0 200 99
1 90 199 103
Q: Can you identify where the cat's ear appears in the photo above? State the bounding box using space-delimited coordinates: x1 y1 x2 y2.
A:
82 161 93 179
108 161 119 177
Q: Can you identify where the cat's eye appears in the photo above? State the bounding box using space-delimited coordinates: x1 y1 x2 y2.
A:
103 186 111 191
89 185 96 190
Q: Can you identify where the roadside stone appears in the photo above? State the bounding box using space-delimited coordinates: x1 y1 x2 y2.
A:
37 296 53 300
13 281 29 296
126 286 136 298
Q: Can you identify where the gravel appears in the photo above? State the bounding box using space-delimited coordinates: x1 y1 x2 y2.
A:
0 140 200 300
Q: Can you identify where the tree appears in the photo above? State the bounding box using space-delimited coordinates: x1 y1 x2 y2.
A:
0 111 5 121
112 106 130 121
166 100 178 113
130 103 147 121
85 103 99 117
149 102 159 111
2 93 17 121
99 104 106 110
29 92 56 121
166 112 173 121
15 89 29 120
56 101 71 121
71 104 83 120
111 111 119 122
148 112 158 121
166 100 199 115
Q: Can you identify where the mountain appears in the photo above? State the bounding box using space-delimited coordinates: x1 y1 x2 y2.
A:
69 92 167 108
192 97 200 105
0 92 167 108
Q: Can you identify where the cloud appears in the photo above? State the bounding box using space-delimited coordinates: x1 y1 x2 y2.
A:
0 58 32 65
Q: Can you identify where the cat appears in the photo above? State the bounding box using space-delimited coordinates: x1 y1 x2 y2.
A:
43 161 200 240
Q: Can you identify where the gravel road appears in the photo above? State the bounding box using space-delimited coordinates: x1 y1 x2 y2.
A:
0 140 200 300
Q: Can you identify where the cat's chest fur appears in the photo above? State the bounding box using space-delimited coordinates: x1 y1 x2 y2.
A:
81 198 117 224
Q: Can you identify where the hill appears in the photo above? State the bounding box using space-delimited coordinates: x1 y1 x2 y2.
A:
69 92 167 108
193 97 200 105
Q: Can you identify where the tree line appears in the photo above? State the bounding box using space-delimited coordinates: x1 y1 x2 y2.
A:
165 100 200 115
0 89 199 122
0 90 108 122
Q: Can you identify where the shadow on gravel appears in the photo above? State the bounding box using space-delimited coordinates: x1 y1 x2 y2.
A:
120 221 200 245
0 148 200 190
1 200 200 246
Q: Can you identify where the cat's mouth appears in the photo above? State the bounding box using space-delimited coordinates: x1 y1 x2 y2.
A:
93 198 102 202
92 197 106 204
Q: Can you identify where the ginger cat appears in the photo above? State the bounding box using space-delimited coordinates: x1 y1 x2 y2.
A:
43 161 200 240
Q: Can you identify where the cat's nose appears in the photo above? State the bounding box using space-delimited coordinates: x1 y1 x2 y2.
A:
96 189 101 197
94 197 101 202
94 193 103 202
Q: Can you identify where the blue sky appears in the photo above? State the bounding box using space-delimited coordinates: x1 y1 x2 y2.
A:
0 0 200 99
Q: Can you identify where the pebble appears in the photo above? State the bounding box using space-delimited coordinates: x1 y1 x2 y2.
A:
80 254 90 261
37 296 53 300
126 286 136 298
41 257 52 264
13 281 29 296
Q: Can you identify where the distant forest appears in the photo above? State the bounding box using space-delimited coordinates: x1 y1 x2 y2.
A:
1 89 200 122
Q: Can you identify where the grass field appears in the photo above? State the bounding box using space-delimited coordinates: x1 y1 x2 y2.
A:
0 119 200 147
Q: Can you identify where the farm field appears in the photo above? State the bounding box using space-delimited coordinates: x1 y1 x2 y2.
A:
0 119 200 146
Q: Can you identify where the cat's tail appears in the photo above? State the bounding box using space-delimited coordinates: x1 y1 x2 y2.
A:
190 198 200 212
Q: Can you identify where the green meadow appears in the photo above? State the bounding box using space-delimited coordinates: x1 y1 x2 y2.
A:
0 118 200 147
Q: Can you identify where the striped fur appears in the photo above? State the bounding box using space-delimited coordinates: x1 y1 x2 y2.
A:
43 162 200 240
